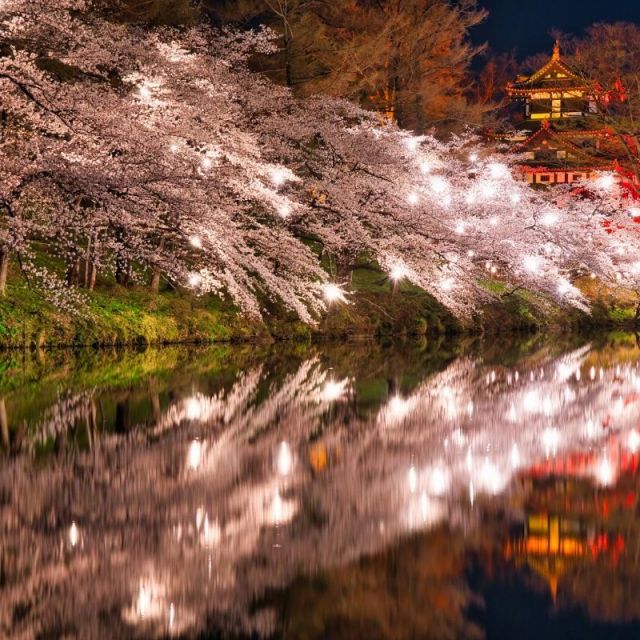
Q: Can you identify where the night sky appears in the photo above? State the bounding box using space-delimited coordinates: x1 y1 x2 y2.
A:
474 0 640 57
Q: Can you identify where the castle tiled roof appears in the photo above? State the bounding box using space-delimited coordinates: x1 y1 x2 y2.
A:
506 41 591 97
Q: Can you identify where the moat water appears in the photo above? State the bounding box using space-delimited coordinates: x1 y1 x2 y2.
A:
2 334 640 639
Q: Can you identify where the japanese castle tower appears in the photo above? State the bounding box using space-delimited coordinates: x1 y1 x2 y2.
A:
504 41 621 186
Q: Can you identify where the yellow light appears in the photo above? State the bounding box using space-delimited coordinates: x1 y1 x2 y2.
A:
323 283 346 304
523 255 539 274
441 278 454 292
596 173 615 190
420 160 432 174
188 273 202 288
389 264 407 282
430 176 448 193
278 203 291 218
404 137 419 152
270 168 288 186
489 162 509 179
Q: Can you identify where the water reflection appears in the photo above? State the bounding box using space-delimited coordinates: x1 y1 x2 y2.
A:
2 336 640 638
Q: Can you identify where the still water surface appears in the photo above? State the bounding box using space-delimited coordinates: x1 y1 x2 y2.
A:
2 334 640 639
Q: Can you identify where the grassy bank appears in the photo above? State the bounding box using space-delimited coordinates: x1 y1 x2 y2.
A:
0 260 638 349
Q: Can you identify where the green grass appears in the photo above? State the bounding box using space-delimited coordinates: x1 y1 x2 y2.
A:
0 263 265 348
2 252 639 349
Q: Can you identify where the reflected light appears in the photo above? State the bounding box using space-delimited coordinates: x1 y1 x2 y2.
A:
384 395 414 424
479 459 505 495
185 397 204 421
522 390 539 413
270 489 296 526
69 522 79 547
510 444 520 469
408 466 418 493
277 441 293 477
200 514 221 548
428 466 449 496
628 429 640 454
321 379 348 402
187 439 202 470
130 579 166 621
543 427 560 457
595 456 615 486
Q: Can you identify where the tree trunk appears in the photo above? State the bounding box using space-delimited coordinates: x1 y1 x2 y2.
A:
150 271 160 293
150 236 165 293
83 236 92 288
89 263 97 291
0 398 8 450
114 226 129 286
67 258 80 287
284 33 293 88
0 247 8 297
115 259 128 286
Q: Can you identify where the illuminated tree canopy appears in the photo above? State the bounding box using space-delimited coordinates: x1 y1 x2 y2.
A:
1 0 640 322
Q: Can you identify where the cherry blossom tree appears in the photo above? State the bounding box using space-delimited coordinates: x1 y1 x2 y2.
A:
1 0 640 321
